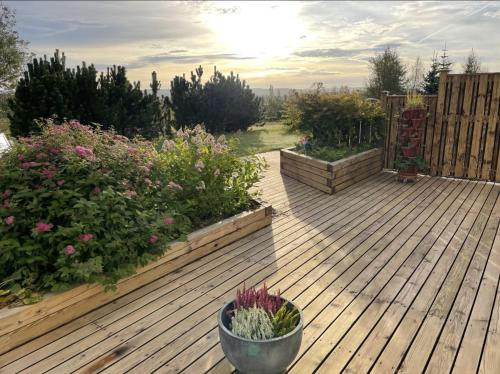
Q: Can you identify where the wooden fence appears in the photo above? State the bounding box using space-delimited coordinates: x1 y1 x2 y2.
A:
382 71 500 182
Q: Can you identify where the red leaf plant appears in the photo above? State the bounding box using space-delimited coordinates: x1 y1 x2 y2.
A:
233 284 283 315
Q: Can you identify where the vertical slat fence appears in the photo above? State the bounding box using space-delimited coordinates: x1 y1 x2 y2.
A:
383 71 500 182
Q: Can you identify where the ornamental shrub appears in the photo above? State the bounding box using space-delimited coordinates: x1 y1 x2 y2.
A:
0 121 262 293
283 89 385 148
158 125 264 227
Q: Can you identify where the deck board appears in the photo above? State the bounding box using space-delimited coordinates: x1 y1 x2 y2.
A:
1 151 499 374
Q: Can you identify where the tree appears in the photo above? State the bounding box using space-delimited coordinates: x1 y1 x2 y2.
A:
0 2 30 90
167 66 204 129
8 50 168 138
463 49 481 73
422 53 440 95
168 66 261 133
408 56 424 93
438 43 452 72
366 47 407 98
261 85 286 121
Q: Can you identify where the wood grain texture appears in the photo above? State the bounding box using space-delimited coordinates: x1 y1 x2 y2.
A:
2 151 499 374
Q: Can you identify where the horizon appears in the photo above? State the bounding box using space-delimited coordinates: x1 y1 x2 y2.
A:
8 1 500 89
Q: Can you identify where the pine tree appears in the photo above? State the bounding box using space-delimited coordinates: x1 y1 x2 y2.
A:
9 50 166 138
168 66 261 133
463 49 481 73
438 43 452 72
422 53 440 95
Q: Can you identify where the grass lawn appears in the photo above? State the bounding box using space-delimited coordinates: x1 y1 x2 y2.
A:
0 118 10 135
226 121 303 156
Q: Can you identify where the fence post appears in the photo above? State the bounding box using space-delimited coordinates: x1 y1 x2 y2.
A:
381 91 389 168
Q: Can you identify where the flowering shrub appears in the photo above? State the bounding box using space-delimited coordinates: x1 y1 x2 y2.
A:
159 125 264 227
0 121 263 293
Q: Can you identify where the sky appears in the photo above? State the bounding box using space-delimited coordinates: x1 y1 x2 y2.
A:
8 1 500 89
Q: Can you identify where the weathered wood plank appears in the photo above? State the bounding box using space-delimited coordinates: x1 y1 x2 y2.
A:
431 71 449 176
480 75 500 180
454 74 476 178
442 75 461 177
468 74 489 178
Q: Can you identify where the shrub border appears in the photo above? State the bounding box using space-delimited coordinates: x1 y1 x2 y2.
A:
280 147 384 194
0 200 272 354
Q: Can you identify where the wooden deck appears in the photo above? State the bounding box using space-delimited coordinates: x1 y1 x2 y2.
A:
1 151 500 374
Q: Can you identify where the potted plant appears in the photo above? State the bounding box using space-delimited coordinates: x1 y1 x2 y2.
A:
402 91 427 120
218 285 303 374
395 155 427 182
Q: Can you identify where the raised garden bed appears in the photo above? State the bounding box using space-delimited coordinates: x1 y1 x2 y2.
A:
0 200 272 355
280 147 384 194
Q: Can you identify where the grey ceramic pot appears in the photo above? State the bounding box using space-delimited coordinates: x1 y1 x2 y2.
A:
218 299 303 374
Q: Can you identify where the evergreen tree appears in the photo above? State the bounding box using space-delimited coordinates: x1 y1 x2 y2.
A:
168 66 261 133
438 43 452 72
463 49 481 73
366 47 407 98
422 53 440 95
9 50 166 138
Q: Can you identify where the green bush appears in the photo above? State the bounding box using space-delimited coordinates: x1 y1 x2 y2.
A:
0 121 263 293
168 66 261 133
284 90 385 147
8 50 169 139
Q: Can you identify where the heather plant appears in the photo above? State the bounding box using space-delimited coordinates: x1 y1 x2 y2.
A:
234 284 282 315
231 306 275 340
229 285 300 339
0 121 262 295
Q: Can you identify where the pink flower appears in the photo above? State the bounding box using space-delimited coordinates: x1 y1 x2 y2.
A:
41 169 55 179
36 222 53 233
144 178 153 186
79 233 94 242
1 191 10 199
35 153 46 160
163 216 174 225
4 216 14 225
64 245 76 255
92 186 101 194
125 190 137 198
17 154 25 161
127 147 138 154
149 235 158 244
21 161 41 169
3 199 10 209
74 146 94 160
57 180 65 186
49 148 60 155
167 181 183 191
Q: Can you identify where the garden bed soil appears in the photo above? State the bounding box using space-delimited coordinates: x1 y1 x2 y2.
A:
280 147 384 194
0 200 272 355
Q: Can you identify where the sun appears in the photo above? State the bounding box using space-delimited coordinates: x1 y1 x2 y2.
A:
206 1 307 58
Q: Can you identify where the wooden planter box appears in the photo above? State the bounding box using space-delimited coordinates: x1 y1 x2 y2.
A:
0 201 272 355
280 147 384 194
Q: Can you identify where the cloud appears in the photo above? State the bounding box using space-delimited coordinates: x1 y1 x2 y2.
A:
130 51 255 68
295 48 365 58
